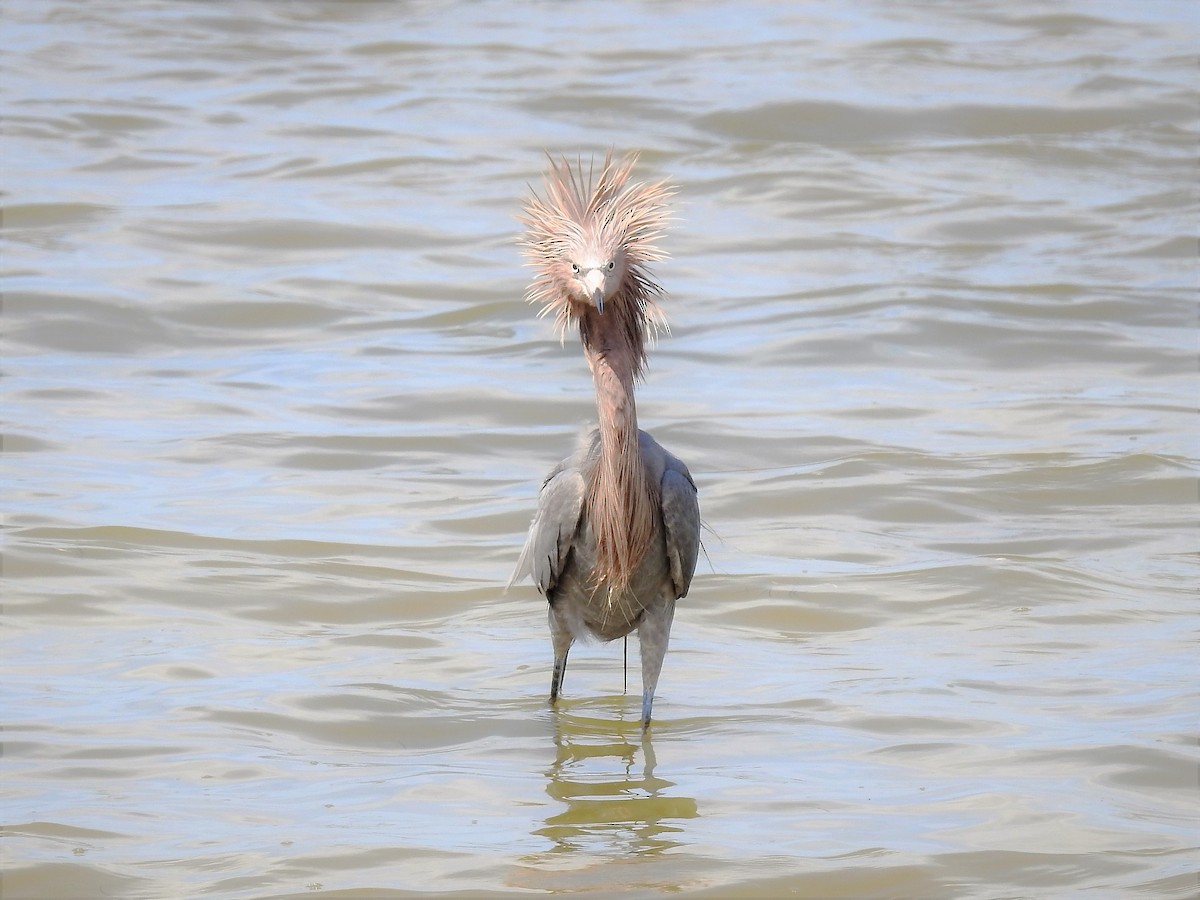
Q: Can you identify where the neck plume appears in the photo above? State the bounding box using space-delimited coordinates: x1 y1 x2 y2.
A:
581 307 655 593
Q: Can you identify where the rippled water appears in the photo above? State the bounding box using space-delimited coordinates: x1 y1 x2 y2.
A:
3 2 1197 897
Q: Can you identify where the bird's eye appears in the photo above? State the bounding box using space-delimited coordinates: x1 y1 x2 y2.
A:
571 263 580 274
607 261 615 270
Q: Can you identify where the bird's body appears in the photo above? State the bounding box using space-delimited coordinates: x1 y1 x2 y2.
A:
510 153 700 728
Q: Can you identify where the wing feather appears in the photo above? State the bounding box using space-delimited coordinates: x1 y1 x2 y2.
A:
509 462 586 595
659 460 700 598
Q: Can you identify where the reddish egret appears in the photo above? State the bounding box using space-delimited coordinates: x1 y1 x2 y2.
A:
510 152 700 729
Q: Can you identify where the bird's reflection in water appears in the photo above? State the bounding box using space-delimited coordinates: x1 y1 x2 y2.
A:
533 698 699 856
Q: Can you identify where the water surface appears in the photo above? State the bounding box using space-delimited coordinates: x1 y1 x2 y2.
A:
3 1 1197 897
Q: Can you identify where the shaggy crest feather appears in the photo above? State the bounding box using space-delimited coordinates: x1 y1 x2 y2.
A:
519 151 674 379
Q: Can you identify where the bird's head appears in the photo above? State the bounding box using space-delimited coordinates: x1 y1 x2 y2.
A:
520 152 673 345
560 243 623 315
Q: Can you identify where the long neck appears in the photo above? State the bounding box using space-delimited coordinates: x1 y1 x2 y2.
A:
581 308 654 592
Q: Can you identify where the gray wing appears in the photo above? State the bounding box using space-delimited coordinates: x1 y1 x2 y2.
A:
508 458 586 595
659 455 700 599
635 430 700 599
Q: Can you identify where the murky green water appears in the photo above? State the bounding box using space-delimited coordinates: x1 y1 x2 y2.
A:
3 2 1197 897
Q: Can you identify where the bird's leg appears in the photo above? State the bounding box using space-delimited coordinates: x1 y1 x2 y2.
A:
637 595 676 728
623 636 628 694
548 603 573 704
550 647 570 703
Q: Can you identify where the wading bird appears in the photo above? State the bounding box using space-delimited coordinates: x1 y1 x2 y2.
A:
510 152 700 729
